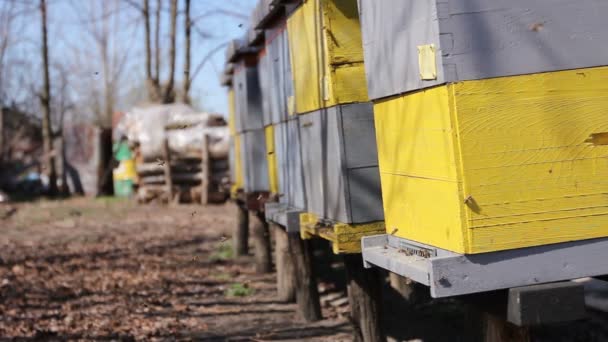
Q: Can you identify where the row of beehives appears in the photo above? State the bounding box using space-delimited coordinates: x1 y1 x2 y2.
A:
223 0 608 256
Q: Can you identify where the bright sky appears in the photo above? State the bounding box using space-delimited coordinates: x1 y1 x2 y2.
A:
5 0 257 117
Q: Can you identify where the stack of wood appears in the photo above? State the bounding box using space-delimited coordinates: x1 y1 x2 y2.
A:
136 136 229 204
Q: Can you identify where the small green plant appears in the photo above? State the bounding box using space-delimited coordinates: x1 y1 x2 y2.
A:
225 283 254 297
209 242 233 262
214 273 232 281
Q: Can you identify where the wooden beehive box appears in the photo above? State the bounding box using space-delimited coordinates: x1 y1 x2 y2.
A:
359 0 608 254
273 119 306 210
227 38 264 134
358 0 608 101
241 129 269 193
375 66 608 254
287 0 368 115
299 103 383 224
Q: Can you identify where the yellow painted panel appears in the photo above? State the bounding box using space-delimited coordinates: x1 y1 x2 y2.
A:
375 66 608 254
329 63 369 107
231 134 244 195
324 0 364 65
374 86 459 181
454 66 608 253
287 0 322 114
228 89 236 136
287 0 367 114
380 172 465 252
265 125 279 194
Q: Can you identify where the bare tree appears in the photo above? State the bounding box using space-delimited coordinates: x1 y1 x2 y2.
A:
39 0 58 196
181 0 191 104
162 0 177 103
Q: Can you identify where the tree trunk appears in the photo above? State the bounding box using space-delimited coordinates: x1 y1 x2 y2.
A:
288 234 322 322
96 128 114 196
251 212 272 274
143 0 160 102
39 0 58 197
0 108 4 163
389 273 429 305
154 0 161 81
162 0 177 103
233 204 249 256
344 254 386 342
273 224 296 302
182 0 191 104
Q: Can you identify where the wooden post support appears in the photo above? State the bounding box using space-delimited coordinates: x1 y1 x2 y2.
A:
161 138 174 203
288 233 322 322
233 204 249 256
389 273 430 305
252 212 272 274
482 313 531 342
272 223 296 302
344 254 386 342
200 133 210 205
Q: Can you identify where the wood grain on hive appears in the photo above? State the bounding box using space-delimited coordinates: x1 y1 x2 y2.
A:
287 0 368 114
375 66 608 254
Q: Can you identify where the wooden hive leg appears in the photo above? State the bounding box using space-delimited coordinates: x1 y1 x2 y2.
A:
388 273 430 305
288 233 322 322
482 313 531 342
252 211 272 274
344 254 386 342
233 203 249 256
272 223 296 302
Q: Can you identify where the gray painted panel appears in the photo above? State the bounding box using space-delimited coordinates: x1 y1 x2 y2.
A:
429 237 608 298
358 0 444 100
358 0 608 101
286 117 306 210
259 53 272 127
229 138 238 187
298 110 325 218
346 167 384 223
265 28 292 125
241 129 269 192
362 234 608 298
339 103 378 168
234 65 264 132
325 107 348 223
439 0 608 84
299 104 383 224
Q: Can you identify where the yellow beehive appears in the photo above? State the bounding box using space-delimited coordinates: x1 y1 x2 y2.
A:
228 89 236 136
287 0 368 114
375 66 608 254
264 125 279 194
230 134 245 196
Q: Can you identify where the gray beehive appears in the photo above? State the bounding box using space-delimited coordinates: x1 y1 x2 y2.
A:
299 103 383 224
241 129 269 193
261 27 293 126
233 63 264 133
274 118 306 210
358 0 608 100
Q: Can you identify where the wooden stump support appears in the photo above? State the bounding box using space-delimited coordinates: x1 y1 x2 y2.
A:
252 211 272 274
344 254 386 342
288 233 322 322
273 223 296 302
233 204 249 256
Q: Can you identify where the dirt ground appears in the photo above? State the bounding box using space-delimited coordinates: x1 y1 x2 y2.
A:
0 198 352 341
2 198 608 342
